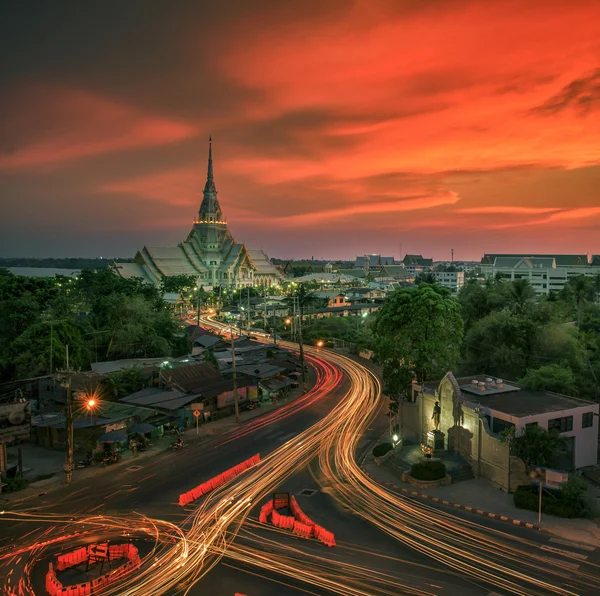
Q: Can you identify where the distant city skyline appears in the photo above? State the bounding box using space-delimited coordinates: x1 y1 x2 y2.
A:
1 1 599 260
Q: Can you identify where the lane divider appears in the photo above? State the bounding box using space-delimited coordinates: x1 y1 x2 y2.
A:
178 454 260 506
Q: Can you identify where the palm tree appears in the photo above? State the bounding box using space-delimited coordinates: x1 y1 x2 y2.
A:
507 279 536 314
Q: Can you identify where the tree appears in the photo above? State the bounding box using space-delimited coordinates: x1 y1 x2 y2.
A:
458 278 507 332
202 350 218 367
373 285 463 385
462 311 541 380
506 279 537 314
415 272 437 285
520 364 577 395
507 426 567 469
159 274 197 295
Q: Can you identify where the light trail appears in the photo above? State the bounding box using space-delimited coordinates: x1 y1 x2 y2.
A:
3 316 600 595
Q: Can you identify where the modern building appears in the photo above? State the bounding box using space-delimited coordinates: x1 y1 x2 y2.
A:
115 139 282 289
480 254 600 295
433 270 465 293
401 373 598 491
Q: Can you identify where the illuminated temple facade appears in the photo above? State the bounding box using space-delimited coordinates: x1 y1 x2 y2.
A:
115 140 282 289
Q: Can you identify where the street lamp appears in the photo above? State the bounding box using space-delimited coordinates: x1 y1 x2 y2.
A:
316 340 324 348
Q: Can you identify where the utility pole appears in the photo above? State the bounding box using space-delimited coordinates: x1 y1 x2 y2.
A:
196 280 202 327
296 296 307 393
231 325 239 423
50 321 53 374
246 288 251 331
59 345 74 485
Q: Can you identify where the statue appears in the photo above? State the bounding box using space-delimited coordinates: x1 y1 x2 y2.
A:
432 401 441 431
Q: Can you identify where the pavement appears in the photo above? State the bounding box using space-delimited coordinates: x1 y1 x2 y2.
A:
1 383 308 501
362 433 600 548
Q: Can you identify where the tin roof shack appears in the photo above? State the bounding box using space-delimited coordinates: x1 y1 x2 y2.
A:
32 402 151 453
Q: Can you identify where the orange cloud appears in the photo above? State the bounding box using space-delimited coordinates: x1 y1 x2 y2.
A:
456 206 562 215
0 85 196 170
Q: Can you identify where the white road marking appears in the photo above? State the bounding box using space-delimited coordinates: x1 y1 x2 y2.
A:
549 537 596 552
540 555 580 570
541 545 588 561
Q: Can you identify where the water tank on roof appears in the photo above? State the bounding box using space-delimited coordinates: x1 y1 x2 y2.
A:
496 379 504 388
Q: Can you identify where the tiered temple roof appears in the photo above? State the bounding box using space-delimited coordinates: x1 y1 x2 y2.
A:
116 140 281 288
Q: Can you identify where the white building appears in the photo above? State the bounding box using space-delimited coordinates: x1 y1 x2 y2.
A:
433 270 464 293
480 254 600 295
459 377 598 469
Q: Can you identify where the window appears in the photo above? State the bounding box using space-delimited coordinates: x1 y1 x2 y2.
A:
492 417 514 435
548 416 573 433
582 412 594 429
525 422 538 431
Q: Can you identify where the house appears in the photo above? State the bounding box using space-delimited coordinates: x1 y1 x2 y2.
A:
32 401 152 450
306 303 380 320
375 265 413 282
401 372 599 492
480 254 600 295
162 292 192 314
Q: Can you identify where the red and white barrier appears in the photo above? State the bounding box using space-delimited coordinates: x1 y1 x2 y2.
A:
46 543 141 596
178 454 260 506
259 493 336 547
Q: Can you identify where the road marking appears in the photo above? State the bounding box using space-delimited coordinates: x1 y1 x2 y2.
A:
549 537 596 552
541 545 588 561
540 555 580 570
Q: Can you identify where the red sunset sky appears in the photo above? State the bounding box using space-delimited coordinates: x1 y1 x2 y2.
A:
1 0 599 261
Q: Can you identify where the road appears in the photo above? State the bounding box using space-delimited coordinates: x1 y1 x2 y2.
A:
2 322 600 595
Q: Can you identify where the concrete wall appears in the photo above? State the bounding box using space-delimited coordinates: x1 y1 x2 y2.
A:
408 373 530 491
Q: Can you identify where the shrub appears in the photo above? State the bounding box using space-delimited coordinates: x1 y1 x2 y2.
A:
373 443 394 458
513 484 592 519
410 461 446 481
3 474 29 493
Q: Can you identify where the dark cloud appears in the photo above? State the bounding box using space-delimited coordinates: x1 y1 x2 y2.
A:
529 69 600 116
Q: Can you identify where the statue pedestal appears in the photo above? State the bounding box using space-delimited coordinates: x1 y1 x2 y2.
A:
427 430 445 452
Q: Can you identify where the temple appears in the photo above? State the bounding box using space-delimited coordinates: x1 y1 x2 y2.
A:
115 139 282 289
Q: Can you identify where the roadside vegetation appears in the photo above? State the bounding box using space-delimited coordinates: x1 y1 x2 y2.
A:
0 268 191 383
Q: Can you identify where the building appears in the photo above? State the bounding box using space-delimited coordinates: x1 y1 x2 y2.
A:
115 139 282 289
480 254 600 295
401 373 598 491
402 254 433 275
354 255 396 271
433 270 465 293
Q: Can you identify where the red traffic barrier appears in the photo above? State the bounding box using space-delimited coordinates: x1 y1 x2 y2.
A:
178 454 260 506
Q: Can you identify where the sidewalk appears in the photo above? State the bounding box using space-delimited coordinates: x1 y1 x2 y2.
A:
1 383 309 503
361 436 600 548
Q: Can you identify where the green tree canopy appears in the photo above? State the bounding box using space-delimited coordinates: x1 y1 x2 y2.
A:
520 363 577 395
507 426 568 469
373 285 464 386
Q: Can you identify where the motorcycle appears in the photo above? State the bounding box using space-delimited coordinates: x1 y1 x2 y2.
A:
247 401 260 410
171 439 185 450
101 451 121 466
76 454 93 469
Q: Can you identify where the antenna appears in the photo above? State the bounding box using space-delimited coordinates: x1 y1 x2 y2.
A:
451 248 454 263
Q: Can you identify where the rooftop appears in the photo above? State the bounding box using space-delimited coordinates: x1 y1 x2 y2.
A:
423 374 596 418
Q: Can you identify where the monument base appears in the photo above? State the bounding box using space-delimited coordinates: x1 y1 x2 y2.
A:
427 430 445 452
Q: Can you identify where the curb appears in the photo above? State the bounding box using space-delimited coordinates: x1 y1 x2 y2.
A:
362 465 543 531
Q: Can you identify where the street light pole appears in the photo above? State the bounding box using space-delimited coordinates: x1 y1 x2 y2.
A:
231 325 239 424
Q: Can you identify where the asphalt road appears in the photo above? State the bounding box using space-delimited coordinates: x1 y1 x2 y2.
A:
2 356 600 596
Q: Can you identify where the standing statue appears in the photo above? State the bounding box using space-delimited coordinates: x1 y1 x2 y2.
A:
432 401 441 431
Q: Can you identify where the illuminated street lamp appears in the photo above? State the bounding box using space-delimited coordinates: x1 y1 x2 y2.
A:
316 340 324 348
285 318 292 325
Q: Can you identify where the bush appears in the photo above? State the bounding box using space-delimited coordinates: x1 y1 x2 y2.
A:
513 484 592 518
373 443 394 458
410 461 446 481
3 474 29 493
